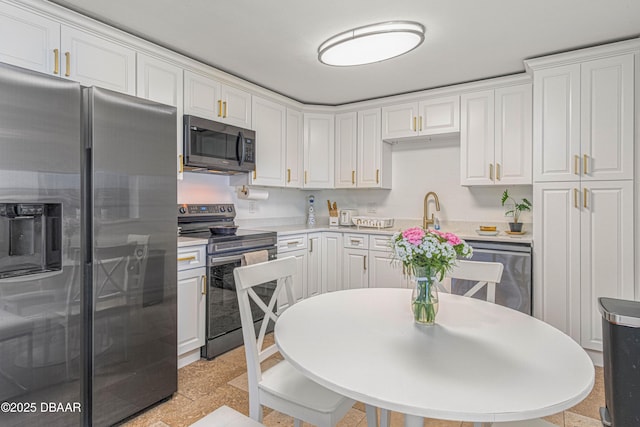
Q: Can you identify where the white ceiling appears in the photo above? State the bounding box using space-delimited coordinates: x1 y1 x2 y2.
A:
49 0 640 105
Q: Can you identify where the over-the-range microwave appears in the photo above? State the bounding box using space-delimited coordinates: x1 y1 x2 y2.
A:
183 115 255 174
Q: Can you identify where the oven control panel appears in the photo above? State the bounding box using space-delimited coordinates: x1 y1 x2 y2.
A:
177 204 235 217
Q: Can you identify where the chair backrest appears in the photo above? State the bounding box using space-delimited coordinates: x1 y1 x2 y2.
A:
446 260 504 303
233 256 297 394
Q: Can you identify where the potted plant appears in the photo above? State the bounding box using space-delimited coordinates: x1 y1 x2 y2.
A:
501 189 532 233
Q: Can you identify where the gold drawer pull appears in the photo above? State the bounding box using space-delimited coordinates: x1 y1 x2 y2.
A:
413 117 417 132
376 169 380 184
489 163 494 181
419 116 423 131
574 155 580 175
201 275 207 295
217 100 222 117
64 52 70 77
574 188 579 208
178 255 196 262
496 163 501 181
583 154 589 175
352 170 355 185
583 188 588 209
287 168 291 183
223 101 228 118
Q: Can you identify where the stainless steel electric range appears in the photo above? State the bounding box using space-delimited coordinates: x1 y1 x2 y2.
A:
177 204 277 359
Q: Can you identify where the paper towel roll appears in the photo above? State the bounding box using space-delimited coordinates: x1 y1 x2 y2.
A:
238 187 269 200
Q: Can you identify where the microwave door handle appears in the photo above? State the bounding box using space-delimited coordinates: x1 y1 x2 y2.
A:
236 131 246 166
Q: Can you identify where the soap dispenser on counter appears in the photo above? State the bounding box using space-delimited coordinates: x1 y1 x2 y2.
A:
307 195 316 227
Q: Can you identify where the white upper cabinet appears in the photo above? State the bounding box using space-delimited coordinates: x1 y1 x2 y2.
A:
381 95 459 141
0 2 60 74
136 53 183 178
358 108 390 189
460 83 532 186
0 3 135 94
334 112 357 188
285 108 304 188
580 55 634 181
60 26 136 95
303 113 334 188
250 96 287 186
532 53 634 182
184 70 251 128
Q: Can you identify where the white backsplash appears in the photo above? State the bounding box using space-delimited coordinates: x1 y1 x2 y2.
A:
177 136 533 227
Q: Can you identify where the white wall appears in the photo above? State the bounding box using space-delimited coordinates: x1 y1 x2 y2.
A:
177 136 533 225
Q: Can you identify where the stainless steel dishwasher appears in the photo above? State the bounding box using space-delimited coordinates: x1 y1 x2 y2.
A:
451 240 532 314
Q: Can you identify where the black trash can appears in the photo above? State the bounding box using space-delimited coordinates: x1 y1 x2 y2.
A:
598 297 640 426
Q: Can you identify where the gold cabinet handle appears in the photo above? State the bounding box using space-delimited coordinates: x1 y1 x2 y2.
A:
217 100 222 117
53 49 59 74
376 169 380 184
309 239 313 253
583 154 588 175
304 170 308 184
178 255 196 262
489 163 494 181
201 275 207 295
287 168 291 183
496 163 501 181
253 169 257 180
223 101 228 118
179 154 184 173
363 255 367 271
413 117 417 132
64 52 70 77
352 170 355 185
574 188 579 208
583 188 588 208
574 155 580 175
419 116 423 131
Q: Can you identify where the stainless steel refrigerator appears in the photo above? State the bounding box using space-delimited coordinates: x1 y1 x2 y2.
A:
0 62 177 426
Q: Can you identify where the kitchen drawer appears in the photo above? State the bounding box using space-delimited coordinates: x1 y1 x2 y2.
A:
370 234 393 251
343 233 369 249
177 245 206 271
278 234 307 253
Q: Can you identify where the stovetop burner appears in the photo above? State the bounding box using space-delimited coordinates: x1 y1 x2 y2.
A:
177 204 277 255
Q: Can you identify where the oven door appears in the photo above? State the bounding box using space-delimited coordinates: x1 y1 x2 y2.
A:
206 248 277 343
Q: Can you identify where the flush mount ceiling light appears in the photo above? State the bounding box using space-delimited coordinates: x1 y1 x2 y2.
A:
318 21 425 66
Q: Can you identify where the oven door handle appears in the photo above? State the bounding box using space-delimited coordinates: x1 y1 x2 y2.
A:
209 253 245 265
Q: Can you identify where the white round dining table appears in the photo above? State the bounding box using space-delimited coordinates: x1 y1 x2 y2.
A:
274 288 594 427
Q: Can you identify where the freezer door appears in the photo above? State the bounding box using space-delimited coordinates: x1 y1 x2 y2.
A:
0 63 82 427
84 87 177 426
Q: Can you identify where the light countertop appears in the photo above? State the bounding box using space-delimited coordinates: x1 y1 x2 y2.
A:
178 236 209 247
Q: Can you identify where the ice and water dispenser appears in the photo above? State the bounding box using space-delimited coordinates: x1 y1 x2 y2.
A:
0 203 62 279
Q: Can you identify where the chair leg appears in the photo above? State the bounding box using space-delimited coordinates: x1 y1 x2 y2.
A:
249 399 263 422
365 404 378 427
293 419 302 427
380 408 390 427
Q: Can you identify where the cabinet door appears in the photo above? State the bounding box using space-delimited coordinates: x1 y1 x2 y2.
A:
0 2 60 75
580 55 634 181
177 268 206 356
381 102 418 141
277 249 307 311
532 64 581 182
251 96 286 186
136 53 183 178
303 113 334 188
357 108 384 188
285 108 304 188
580 180 634 351
221 84 252 129
342 248 368 289
307 233 322 298
60 26 135 95
334 112 357 188
418 95 460 135
369 250 405 288
495 84 532 185
460 90 495 185
322 232 343 293
532 183 581 341
184 70 221 121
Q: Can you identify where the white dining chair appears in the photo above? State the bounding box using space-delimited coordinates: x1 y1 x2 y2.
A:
445 260 504 303
233 256 355 427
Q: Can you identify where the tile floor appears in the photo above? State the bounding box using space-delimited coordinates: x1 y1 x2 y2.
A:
122 336 605 427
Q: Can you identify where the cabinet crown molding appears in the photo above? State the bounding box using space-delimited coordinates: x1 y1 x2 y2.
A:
524 37 640 72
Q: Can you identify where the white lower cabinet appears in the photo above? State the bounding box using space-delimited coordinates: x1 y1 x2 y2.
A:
342 248 369 289
369 250 406 288
533 180 634 352
307 233 322 298
177 244 207 368
321 232 343 293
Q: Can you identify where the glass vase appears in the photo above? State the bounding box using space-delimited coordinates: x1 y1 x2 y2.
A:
411 266 439 325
